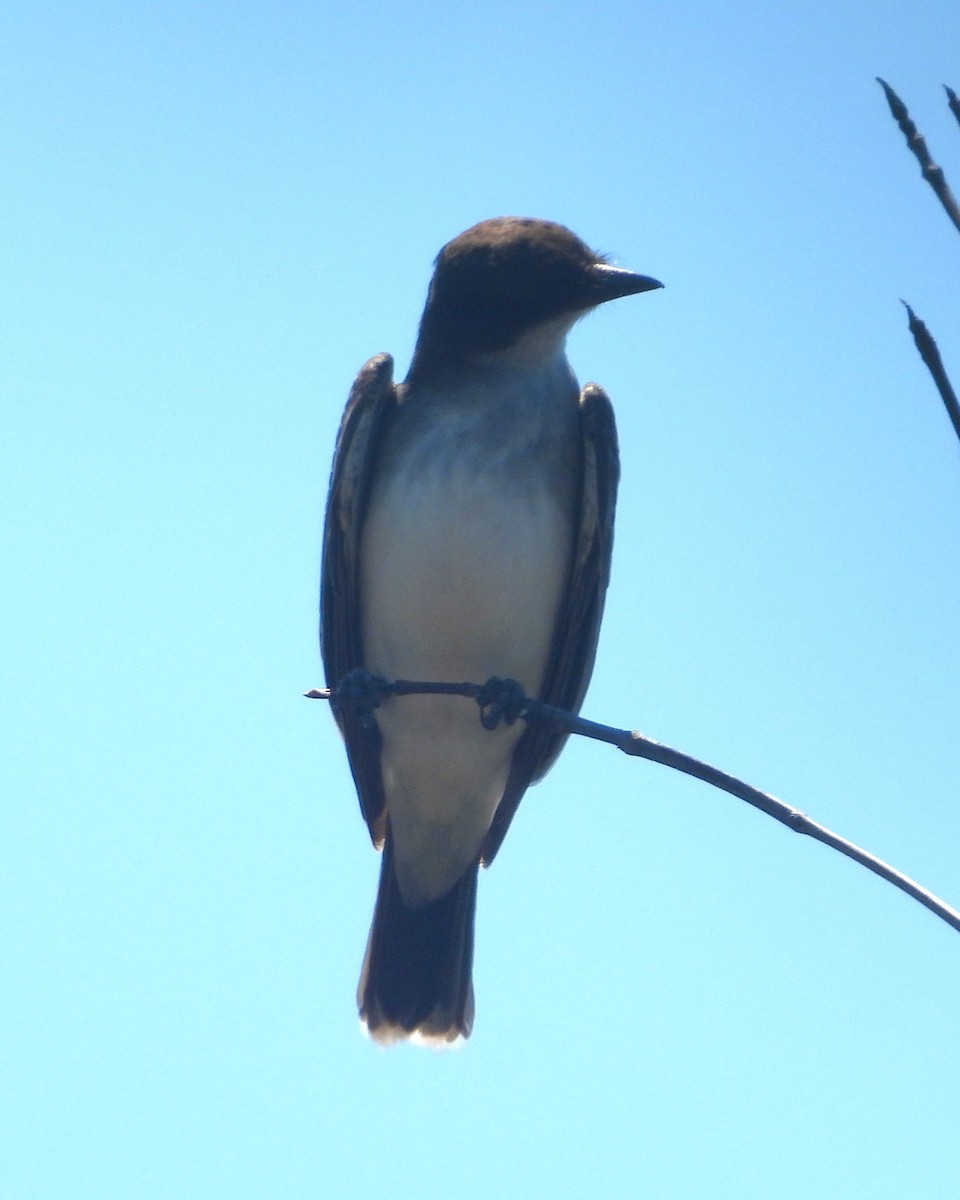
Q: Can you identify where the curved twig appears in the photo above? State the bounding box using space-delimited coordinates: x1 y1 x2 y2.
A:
945 85 960 133
901 301 960 444
307 677 960 936
877 77 960 234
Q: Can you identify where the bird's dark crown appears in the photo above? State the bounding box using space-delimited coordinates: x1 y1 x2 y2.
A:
407 218 618 383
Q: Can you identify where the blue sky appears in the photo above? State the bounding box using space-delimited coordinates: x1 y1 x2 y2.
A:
2 2 960 1197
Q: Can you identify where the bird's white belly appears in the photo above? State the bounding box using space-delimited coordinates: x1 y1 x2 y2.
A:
360 463 572 904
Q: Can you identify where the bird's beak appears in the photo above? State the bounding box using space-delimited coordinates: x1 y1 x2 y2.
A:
589 262 664 304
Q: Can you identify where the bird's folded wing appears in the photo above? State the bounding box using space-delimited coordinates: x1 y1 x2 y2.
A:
482 383 620 865
320 353 398 845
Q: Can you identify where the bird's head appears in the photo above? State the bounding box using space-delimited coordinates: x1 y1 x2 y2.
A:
408 217 661 382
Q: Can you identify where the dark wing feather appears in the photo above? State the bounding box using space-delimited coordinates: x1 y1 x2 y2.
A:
481 383 620 865
320 353 398 845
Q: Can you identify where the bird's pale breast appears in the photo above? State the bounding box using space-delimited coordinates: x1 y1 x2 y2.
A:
359 377 579 903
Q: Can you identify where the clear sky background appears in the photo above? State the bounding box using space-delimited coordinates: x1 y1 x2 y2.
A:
2 2 959 1197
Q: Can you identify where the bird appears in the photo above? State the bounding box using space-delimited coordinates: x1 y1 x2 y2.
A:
320 216 661 1044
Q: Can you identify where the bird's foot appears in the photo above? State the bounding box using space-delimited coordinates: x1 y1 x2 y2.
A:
476 677 528 730
333 668 390 729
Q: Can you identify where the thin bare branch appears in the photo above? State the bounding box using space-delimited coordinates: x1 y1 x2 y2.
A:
307 676 960 936
902 301 960 445
877 77 960 234
945 85 960 133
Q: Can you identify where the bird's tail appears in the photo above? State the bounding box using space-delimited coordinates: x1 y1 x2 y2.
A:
358 831 478 1046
